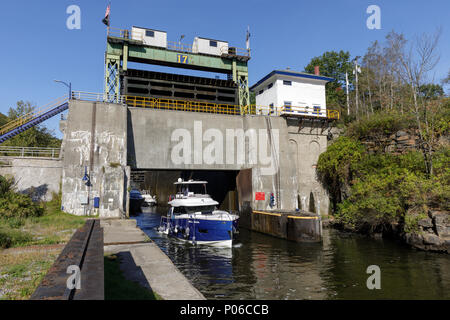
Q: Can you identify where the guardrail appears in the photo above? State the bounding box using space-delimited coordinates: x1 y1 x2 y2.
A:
71 91 126 104
30 219 104 300
0 146 61 158
123 94 340 120
70 91 340 120
107 27 250 58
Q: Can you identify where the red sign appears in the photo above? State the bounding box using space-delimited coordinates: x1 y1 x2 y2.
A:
255 192 265 201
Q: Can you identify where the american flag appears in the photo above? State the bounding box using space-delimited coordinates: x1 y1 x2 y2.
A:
102 4 110 26
246 26 250 51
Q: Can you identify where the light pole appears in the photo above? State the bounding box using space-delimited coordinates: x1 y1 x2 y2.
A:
54 80 72 99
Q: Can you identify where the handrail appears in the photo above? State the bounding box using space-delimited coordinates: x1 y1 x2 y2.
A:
0 146 61 158
167 41 193 53
107 26 250 57
123 94 339 119
0 95 69 135
71 91 126 104
220 46 250 58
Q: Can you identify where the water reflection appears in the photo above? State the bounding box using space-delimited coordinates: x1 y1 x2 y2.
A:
135 207 450 300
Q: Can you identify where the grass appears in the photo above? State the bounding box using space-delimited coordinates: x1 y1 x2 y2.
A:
0 194 88 249
0 249 61 300
0 192 89 299
104 254 162 300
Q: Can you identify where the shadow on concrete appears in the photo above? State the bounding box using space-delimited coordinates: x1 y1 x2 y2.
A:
22 184 49 202
116 250 156 294
126 108 137 168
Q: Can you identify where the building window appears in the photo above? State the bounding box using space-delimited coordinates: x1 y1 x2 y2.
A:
268 83 273 89
259 90 264 95
284 101 292 112
283 80 292 86
145 30 155 37
209 40 217 47
313 106 321 114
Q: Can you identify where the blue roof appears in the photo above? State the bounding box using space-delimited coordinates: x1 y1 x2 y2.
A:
250 70 334 91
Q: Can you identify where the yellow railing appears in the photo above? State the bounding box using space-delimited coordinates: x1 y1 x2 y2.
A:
0 95 69 136
125 95 241 115
124 95 340 120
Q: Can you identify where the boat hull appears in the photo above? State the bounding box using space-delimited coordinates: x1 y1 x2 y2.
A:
163 216 235 247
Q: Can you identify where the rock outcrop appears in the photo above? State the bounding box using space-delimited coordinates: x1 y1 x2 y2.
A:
404 210 450 253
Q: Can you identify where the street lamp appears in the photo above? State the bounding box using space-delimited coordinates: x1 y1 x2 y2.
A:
54 80 72 99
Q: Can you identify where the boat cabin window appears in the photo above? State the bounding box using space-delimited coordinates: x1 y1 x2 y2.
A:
173 205 216 214
177 184 207 195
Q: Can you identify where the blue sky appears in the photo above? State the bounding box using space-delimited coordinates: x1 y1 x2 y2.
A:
0 0 449 138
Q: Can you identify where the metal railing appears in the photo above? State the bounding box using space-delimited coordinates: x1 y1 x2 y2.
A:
107 26 130 39
71 91 126 104
123 94 340 120
0 146 61 158
125 95 241 115
219 46 250 58
0 95 69 136
167 40 193 53
107 27 250 58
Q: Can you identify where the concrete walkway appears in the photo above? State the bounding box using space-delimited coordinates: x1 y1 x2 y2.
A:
102 219 205 300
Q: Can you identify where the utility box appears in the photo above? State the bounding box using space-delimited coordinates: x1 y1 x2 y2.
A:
94 197 100 209
131 26 167 48
192 37 228 56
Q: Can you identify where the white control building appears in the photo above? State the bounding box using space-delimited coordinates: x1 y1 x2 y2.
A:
250 70 333 118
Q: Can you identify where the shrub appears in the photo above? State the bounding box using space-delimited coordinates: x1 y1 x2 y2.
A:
346 111 415 140
0 226 33 249
0 175 44 221
317 136 366 206
336 168 407 232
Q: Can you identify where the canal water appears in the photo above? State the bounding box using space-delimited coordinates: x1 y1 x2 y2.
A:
134 207 450 300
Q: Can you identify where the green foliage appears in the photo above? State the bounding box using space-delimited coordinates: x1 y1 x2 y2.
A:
317 136 365 187
0 226 33 249
0 176 44 221
0 112 8 127
0 192 44 220
346 111 416 140
317 111 449 234
1 101 61 148
418 84 444 100
304 50 353 109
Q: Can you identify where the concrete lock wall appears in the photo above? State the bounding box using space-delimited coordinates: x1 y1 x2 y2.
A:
0 157 62 201
287 119 330 216
61 100 128 217
61 100 330 218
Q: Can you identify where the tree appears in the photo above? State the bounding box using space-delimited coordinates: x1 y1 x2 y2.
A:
1 101 61 148
391 29 442 176
418 84 444 100
304 51 354 111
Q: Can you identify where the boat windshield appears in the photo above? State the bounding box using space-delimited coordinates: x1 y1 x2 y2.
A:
173 205 216 214
177 184 206 195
